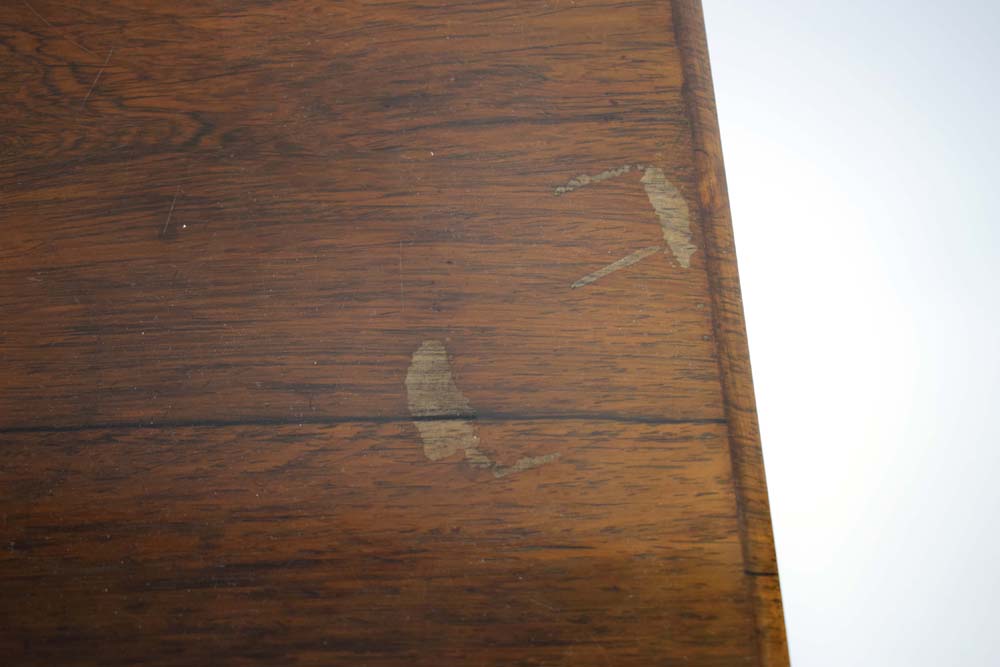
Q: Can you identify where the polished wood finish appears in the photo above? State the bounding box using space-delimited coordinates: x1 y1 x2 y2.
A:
1 1 786 664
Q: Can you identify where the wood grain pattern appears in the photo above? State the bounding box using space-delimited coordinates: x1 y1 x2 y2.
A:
1 0 787 664
671 2 788 662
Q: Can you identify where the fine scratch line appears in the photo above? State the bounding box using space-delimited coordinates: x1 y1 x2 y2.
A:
571 245 661 289
82 48 113 109
22 0 97 57
399 240 404 314
161 186 180 236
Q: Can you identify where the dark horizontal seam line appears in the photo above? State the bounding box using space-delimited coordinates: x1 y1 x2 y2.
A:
744 570 779 577
0 414 726 434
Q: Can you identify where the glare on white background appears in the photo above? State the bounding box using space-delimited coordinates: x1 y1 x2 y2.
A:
702 1 1000 664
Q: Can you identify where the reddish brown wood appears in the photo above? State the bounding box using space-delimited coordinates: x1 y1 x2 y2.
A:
672 1 788 662
1 0 786 664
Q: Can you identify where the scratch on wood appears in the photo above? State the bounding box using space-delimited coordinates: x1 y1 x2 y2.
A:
161 186 180 237
571 245 661 289
399 240 405 314
82 48 113 109
22 0 97 57
405 340 559 478
554 163 696 273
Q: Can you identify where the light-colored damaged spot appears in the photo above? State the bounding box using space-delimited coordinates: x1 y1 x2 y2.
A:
553 164 645 196
640 166 696 268
492 452 561 478
571 245 661 289
554 164 696 284
405 340 473 419
405 340 477 462
405 340 560 478
410 419 479 462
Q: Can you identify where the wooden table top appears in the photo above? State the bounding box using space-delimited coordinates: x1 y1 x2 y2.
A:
1 1 787 664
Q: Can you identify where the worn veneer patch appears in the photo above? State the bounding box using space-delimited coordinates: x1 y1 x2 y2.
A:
640 165 697 268
405 340 559 478
555 164 696 286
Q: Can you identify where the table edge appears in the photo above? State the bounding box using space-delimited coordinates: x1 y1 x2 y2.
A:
671 2 790 664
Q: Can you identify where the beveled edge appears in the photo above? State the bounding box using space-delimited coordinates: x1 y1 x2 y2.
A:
670 1 790 664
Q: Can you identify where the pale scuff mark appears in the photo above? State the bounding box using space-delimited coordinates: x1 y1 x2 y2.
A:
571 245 661 289
553 164 645 196
492 452 561 478
405 340 559 478
410 419 479 462
405 340 473 418
405 340 475 462
640 166 696 268
553 163 696 284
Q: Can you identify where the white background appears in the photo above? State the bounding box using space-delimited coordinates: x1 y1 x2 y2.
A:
702 1 1000 664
